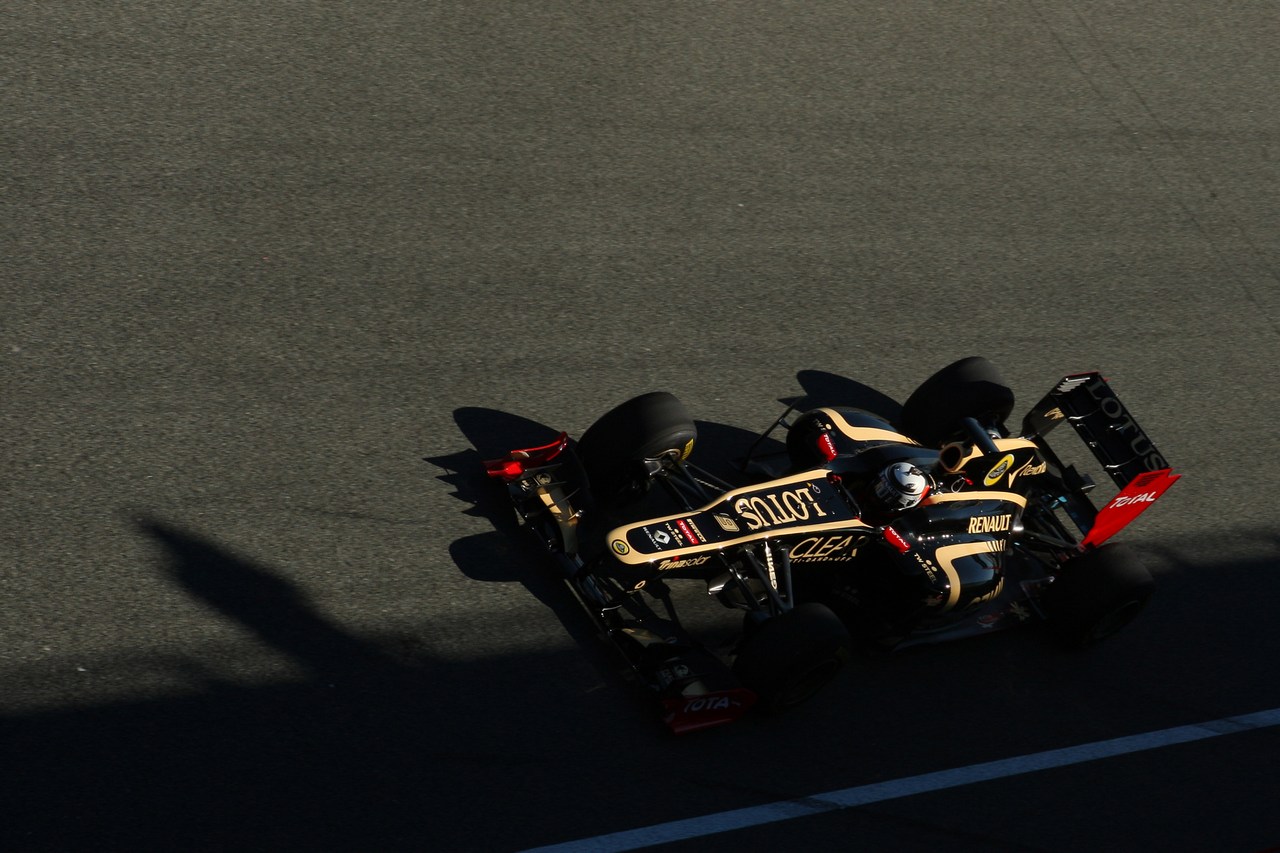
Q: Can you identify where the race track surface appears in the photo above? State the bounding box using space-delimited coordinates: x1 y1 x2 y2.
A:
4 3 1279 851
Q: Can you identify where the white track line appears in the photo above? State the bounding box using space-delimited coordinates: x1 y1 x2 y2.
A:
524 707 1280 852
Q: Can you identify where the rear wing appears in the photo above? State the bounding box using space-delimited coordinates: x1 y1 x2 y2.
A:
1022 372 1179 546
1022 372 1170 489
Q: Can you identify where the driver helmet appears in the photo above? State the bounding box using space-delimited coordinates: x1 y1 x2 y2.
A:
873 462 931 512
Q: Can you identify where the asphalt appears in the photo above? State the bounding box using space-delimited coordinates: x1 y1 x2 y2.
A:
4 2 1279 851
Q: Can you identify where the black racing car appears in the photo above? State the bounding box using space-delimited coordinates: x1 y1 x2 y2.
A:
484 357 1178 733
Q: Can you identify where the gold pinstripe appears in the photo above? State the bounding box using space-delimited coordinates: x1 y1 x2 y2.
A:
923 490 1027 509
818 408 920 445
934 539 1005 612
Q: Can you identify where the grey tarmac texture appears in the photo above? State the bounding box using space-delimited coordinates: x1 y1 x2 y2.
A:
3 3 1279 851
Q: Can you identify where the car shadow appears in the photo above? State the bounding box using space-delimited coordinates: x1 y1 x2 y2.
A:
426 406 573 584
793 369 904 423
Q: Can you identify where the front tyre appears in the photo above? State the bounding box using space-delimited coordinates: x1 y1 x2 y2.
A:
575 392 697 508
1043 544 1155 647
733 603 852 713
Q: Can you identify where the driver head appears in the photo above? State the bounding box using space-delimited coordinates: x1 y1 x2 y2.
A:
873 462 931 512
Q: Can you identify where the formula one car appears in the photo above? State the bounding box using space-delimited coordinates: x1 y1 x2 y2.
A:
484 358 1178 733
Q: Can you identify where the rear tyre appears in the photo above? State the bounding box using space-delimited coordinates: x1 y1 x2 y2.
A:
733 603 852 713
1043 544 1155 647
575 392 696 508
899 356 1016 447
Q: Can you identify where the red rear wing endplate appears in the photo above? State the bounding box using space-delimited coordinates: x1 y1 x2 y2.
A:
1081 468 1180 548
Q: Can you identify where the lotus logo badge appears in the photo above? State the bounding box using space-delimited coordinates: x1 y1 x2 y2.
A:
983 454 1016 487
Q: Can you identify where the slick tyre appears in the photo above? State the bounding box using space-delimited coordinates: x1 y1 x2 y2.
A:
733 604 852 713
1043 544 1155 648
575 392 696 508
900 356 1016 447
